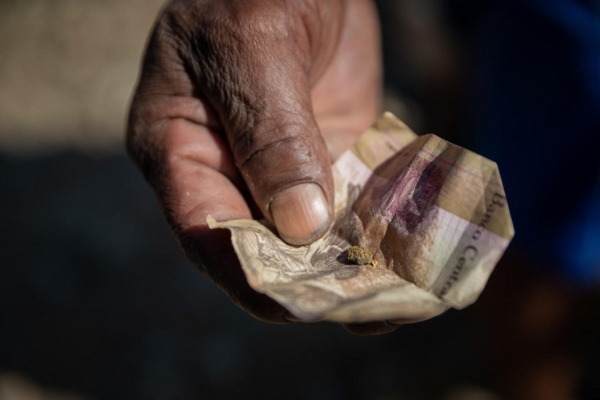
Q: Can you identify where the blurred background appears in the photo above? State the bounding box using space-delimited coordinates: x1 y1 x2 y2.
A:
1 0 599 399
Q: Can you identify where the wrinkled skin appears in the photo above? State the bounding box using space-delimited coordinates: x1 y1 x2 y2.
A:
128 0 397 334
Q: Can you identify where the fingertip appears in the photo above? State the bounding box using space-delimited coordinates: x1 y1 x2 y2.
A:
270 183 331 246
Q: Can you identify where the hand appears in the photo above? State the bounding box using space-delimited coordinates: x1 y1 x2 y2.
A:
128 0 395 333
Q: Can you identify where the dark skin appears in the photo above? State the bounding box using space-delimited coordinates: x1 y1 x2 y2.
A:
128 0 398 334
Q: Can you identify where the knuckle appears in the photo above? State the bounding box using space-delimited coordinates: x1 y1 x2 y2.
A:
150 9 189 55
126 123 162 184
240 133 306 171
234 121 327 198
126 104 147 166
234 118 314 168
126 98 168 183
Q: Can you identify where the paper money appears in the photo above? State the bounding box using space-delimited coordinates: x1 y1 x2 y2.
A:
208 112 514 323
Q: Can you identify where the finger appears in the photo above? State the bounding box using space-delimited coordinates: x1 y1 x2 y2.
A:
171 167 295 324
127 19 291 322
130 108 294 322
185 3 340 245
342 321 401 336
180 217 294 324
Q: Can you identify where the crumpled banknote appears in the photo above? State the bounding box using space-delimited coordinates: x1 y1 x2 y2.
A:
208 112 514 323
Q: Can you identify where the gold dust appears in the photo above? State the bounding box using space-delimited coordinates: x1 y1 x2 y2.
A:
346 246 378 267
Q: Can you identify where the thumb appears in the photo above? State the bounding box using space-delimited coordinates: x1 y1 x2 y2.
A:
228 80 333 246
191 7 335 245
235 101 333 246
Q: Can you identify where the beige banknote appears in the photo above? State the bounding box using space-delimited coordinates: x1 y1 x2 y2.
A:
208 112 514 323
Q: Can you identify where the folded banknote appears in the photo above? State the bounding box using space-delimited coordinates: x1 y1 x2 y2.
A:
208 112 514 323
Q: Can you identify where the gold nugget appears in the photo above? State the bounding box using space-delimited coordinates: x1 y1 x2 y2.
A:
346 246 378 267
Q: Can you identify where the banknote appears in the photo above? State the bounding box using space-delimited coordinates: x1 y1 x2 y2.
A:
208 112 514 323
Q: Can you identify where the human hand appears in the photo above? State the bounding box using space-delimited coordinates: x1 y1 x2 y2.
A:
128 0 396 333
